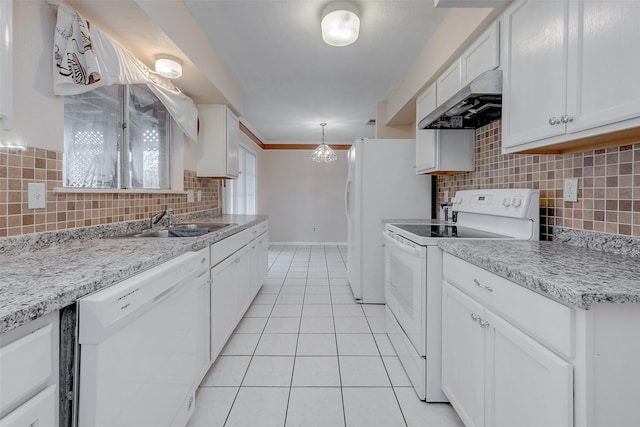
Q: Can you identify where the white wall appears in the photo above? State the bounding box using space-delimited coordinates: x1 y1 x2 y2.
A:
258 150 348 244
12 0 63 151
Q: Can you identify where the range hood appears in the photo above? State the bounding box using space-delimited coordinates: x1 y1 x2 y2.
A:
418 70 502 130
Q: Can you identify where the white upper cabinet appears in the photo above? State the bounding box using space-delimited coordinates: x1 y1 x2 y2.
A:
0 0 12 129
416 84 475 174
461 20 500 85
502 0 640 153
435 21 500 108
197 105 240 179
436 60 463 107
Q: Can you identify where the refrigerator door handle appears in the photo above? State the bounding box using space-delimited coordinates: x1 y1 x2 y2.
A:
344 180 351 215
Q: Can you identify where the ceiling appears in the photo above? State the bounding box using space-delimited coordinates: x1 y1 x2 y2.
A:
182 1 448 145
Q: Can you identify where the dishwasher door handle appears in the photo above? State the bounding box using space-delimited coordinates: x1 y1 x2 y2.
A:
383 233 421 257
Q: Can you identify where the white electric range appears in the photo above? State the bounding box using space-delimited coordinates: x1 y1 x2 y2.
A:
383 189 540 402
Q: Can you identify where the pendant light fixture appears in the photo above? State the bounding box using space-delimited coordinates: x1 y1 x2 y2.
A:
310 123 337 163
321 2 360 47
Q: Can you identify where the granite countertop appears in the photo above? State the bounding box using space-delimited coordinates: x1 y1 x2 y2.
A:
438 240 640 310
0 214 268 334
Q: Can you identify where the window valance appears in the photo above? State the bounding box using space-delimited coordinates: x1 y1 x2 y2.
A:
53 4 198 143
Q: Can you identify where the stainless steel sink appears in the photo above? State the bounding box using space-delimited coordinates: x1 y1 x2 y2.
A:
125 223 237 238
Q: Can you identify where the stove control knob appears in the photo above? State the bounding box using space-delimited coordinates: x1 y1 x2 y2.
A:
512 198 522 207
502 197 511 207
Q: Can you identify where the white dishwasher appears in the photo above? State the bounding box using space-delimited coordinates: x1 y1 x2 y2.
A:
77 250 209 427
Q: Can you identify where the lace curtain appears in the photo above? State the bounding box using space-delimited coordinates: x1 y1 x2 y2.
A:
52 4 198 143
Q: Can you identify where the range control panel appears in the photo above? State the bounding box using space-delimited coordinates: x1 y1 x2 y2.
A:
451 189 540 219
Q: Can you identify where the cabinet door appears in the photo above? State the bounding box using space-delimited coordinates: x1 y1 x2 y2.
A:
461 20 500 85
566 1 640 134
226 110 240 178
502 0 569 149
486 310 573 427
256 232 269 290
436 60 462 107
416 85 438 173
415 131 438 173
210 255 238 359
233 246 251 318
0 0 12 127
442 282 485 427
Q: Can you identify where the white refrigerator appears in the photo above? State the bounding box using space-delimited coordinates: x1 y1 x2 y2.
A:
345 138 432 303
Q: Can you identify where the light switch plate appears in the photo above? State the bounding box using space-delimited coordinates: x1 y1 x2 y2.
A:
28 183 46 209
197 190 202 202
564 178 578 202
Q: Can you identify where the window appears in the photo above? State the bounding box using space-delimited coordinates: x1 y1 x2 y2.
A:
225 145 256 214
63 84 171 189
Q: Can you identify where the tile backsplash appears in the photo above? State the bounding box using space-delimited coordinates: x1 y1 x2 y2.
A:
437 120 640 240
0 148 221 237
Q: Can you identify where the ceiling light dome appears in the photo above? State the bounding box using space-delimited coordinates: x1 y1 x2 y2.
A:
155 55 183 79
321 2 360 47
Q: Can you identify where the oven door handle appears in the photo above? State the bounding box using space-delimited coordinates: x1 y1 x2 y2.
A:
383 233 422 257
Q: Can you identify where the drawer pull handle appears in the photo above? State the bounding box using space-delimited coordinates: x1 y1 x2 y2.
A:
470 313 481 322
473 279 493 292
479 319 490 328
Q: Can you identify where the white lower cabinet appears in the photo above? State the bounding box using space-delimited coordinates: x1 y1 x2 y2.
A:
256 231 268 288
442 282 573 427
442 284 485 427
0 312 59 426
210 244 251 360
209 220 268 361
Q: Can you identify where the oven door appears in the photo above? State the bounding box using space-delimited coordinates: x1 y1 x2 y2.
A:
383 231 426 355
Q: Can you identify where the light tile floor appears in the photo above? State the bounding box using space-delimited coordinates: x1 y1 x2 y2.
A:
187 245 464 427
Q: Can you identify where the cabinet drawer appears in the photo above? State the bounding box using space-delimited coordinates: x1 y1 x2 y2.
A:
443 253 574 357
257 220 268 235
0 325 53 414
211 227 252 266
0 385 56 427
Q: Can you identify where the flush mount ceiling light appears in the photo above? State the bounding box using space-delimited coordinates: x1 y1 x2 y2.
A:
321 2 360 47
310 123 338 163
155 55 183 79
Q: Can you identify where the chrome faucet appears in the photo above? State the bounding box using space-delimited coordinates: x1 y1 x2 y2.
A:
150 208 174 228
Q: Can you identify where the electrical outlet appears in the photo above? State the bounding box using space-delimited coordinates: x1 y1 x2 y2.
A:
564 178 578 202
186 190 194 203
28 183 46 209
197 190 202 202
444 190 449 203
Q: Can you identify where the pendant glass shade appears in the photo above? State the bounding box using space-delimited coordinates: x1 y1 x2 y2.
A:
310 123 337 163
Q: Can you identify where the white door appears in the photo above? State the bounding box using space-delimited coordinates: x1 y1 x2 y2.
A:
226 109 240 178
436 59 462 107
486 310 573 427
442 282 485 427
234 246 252 317
210 254 239 360
566 0 640 134
383 232 426 354
346 144 361 300
256 232 269 288
416 85 438 173
502 0 569 149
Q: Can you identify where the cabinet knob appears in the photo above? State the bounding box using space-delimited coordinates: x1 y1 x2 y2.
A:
561 115 574 124
548 117 560 125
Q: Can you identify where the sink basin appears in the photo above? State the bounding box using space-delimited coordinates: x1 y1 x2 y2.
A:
125 223 237 238
173 222 236 230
